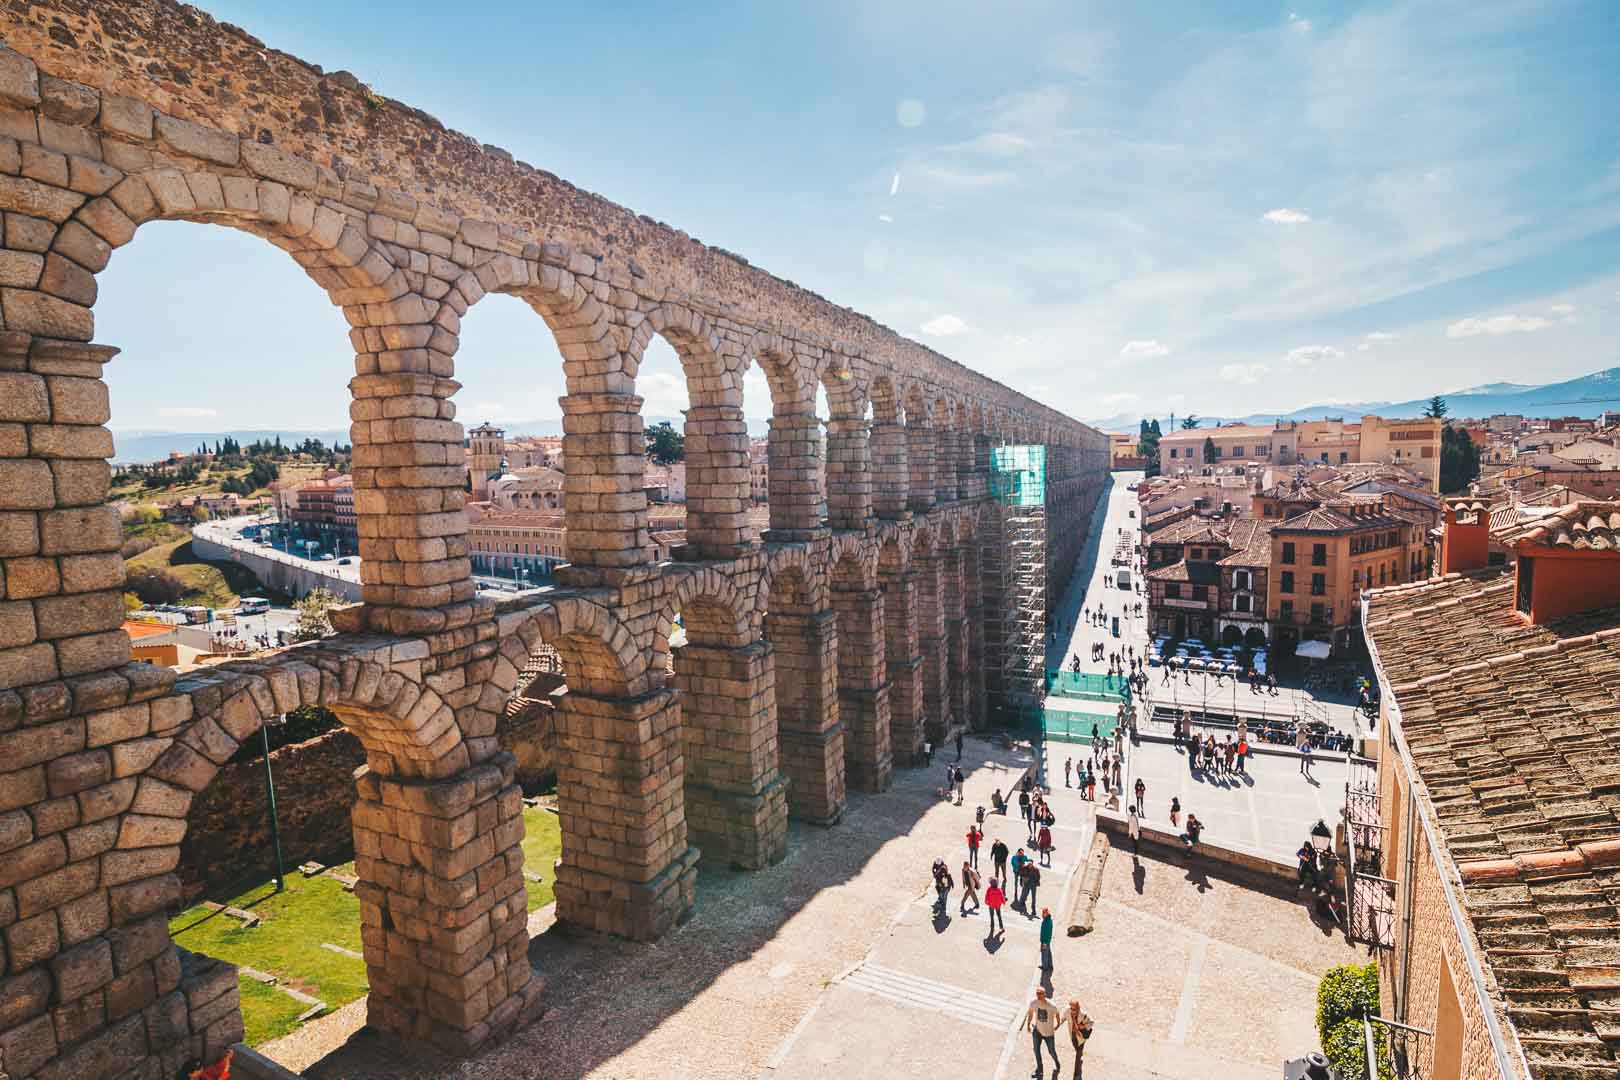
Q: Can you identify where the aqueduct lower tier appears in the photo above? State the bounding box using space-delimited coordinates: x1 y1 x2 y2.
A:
0 5 1107 1075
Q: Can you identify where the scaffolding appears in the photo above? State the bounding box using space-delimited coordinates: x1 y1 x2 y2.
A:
984 446 1048 727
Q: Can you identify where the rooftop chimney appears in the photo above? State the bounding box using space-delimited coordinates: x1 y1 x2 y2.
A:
1440 497 1490 575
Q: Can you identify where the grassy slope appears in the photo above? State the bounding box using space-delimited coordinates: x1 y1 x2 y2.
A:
125 532 269 609
171 807 562 1045
111 460 332 505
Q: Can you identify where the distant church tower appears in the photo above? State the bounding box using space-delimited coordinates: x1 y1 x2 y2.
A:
468 422 506 500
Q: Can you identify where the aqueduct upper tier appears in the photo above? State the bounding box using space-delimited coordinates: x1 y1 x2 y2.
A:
0 2 1107 1075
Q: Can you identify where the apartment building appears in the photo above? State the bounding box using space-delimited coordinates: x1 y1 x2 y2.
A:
1267 501 1427 655
1158 415 1443 492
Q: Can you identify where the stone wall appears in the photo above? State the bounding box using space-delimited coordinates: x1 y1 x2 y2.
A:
176 726 365 901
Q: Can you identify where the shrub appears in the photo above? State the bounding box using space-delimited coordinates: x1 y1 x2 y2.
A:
1316 962 1389 1079
126 568 187 605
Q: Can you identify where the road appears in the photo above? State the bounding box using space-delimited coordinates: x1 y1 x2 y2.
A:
192 515 364 588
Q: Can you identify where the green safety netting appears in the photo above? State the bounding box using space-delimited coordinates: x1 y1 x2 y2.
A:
990 444 1046 507
1041 706 1119 745
1045 670 1130 702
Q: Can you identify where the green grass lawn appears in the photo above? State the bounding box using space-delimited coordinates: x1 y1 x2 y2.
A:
521 805 562 912
170 806 562 1045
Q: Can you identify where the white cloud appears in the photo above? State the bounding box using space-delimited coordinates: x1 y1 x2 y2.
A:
1263 208 1312 225
972 132 1030 156
1285 345 1343 368
159 406 219 419
896 99 927 128
920 314 969 337
914 164 1018 192
1549 303 1576 317
877 213 893 223
1365 331 1398 342
1119 339 1171 359
1099 391 1140 409
889 173 900 196
1288 13 1313 32
635 372 688 417
1220 362 1269 384
1445 314 1555 339
1005 334 1033 347
471 401 508 418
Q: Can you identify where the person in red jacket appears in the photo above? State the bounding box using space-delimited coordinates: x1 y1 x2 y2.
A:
1037 823 1053 866
985 876 1006 935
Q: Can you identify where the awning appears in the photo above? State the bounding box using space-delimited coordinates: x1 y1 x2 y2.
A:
1296 639 1332 660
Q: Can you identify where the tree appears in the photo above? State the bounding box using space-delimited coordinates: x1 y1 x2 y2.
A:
644 420 685 464
1316 962 1390 1080
1439 422 1481 493
1181 415 1201 429
127 568 187 605
1423 395 1448 419
1203 435 1218 464
289 587 342 643
129 505 162 526
190 504 212 523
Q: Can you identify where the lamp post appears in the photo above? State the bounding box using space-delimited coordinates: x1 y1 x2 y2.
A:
1310 818 1333 858
260 715 287 892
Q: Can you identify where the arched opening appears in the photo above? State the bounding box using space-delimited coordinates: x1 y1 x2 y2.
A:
667 578 787 868
1245 626 1268 647
454 291 569 590
911 527 951 750
830 550 891 791
763 561 845 823
878 537 924 765
93 218 375 1055
752 337 820 539
1222 624 1243 646
495 602 697 942
870 375 909 519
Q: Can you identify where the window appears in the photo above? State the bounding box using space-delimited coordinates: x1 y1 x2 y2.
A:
1235 570 1251 590
1235 594 1252 613
1339 452 1349 464
1264 504 1278 518
1509 557 1535 615
1192 585 1208 602
1169 447 1178 458
1310 573 1325 596
1166 583 1182 599
1232 446 1244 458
1352 568 1360 587
1280 600 1294 619
1311 543 1327 566
1280 571 1295 593
1311 601 1325 622
1189 547 1201 560
1282 542 1296 564
1380 564 1387 585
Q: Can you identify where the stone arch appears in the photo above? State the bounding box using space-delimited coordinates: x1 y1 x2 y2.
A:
829 539 890 791
630 302 731 402
490 595 696 939
760 547 844 822
654 565 754 668
871 374 901 424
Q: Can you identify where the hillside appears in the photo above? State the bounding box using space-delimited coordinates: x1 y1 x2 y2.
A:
121 521 276 609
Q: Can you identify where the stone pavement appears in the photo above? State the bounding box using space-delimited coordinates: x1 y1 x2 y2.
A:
1117 738 1349 864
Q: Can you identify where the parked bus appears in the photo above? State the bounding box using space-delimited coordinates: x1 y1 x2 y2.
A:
238 597 270 615
181 606 212 624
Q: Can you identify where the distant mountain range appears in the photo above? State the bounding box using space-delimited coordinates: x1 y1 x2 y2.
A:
110 416 773 465
1085 365 1620 433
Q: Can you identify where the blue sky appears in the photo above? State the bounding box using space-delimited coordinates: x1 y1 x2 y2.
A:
99 0 1620 433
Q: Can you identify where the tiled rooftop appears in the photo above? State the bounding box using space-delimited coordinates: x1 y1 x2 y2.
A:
1495 502 1620 551
1366 574 1620 1076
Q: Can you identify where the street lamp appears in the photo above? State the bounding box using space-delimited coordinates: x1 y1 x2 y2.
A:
260 714 288 892
1310 818 1332 857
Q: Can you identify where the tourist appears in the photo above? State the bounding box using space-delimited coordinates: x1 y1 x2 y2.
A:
1085 768 1096 802
967 823 983 869
1236 735 1248 774
1066 1000 1094 1078
1064 757 1073 788
931 858 953 913
1022 987 1063 1079
954 763 966 805
1133 777 1146 814
923 737 933 767
955 731 965 761
1297 727 1313 778
1169 796 1181 829
961 859 981 914
1022 859 1042 915
1039 907 1055 971
992 836 1010 883
1182 814 1204 849
1010 847 1030 906
985 876 1006 934
1038 822 1053 866
1127 804 1141 857
1111 759 1121 795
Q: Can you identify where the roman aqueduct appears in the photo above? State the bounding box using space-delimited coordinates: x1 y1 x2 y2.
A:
0 2 1106 1074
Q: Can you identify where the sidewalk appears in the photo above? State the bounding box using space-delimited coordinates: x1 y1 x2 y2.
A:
765 750 1097 1080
